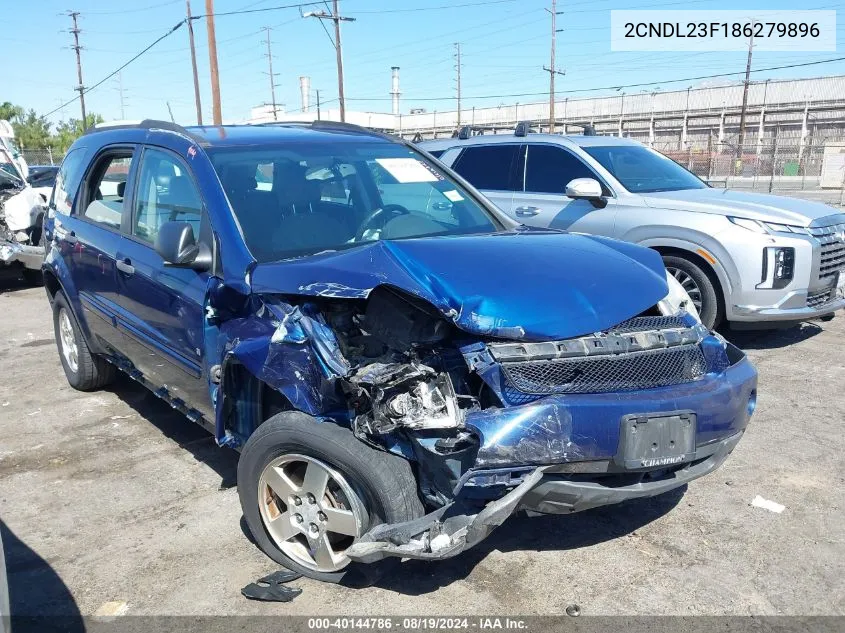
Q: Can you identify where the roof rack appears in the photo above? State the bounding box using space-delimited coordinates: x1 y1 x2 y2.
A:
84 119 188 136
566 122 598 136
514 121 534 137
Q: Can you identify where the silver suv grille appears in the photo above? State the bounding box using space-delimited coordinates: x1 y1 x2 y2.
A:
807 289 834 308
810 223 845 282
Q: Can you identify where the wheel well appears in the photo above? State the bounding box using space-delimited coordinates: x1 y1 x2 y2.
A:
651 246 726 316
220 360 294 446
43 269 61 300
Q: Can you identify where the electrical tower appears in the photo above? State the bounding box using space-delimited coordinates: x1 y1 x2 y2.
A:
66 11 87 128
263 26 280 121
454 43 462 128
544 0 565 133
303 1 355 122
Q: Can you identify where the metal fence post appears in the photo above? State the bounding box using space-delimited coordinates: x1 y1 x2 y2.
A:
769 126 779 193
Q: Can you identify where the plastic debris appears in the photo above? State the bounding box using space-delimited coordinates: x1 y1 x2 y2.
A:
241 569 302 602
751 495 785 514
566 604 581 617
93 601 128 617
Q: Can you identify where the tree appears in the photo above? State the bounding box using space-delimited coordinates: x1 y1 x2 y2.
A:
0 102 24 122
14 110 52 149
51 114 104 153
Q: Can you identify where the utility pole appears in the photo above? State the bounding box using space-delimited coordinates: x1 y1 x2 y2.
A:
316 89 321 120
114 71 127 119
263 26 279 120
67 11 87 129
736 29 754 168
543 0 564 133
205 0 222 125
186 0 203 125
454 42 462 128
304 1 355 122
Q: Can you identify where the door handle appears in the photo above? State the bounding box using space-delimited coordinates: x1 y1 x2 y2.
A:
64 230 78 245
515 206 540 217
116 258 135 275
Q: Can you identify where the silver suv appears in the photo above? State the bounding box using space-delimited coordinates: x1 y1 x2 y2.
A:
421 132 845 329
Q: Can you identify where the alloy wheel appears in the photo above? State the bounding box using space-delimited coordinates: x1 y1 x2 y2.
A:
257 453 365 573
58 309 79 373
666 266 704 314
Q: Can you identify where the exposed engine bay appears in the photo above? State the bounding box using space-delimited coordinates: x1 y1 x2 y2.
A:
0 166 44 272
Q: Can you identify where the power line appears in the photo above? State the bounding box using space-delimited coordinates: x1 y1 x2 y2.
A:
339 56 845 103
43 20 186 119
351 0 519 13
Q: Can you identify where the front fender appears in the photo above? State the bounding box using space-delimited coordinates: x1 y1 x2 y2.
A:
633 233 736 302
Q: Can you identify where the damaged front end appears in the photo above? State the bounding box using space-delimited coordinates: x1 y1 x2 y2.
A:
0 169 44 272
215 257 756 564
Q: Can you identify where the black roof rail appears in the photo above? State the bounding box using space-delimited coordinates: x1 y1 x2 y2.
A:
514 121 533 137
455 125 473 140
566 122 599 136
83 118 208 144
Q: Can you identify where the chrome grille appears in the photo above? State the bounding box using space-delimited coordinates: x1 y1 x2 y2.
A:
811 223 845 281
500 344 708 395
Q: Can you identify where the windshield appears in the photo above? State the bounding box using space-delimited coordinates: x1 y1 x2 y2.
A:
583 145 707 193
208 140 499 262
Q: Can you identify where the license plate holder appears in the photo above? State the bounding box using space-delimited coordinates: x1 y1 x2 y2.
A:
616 411 696 469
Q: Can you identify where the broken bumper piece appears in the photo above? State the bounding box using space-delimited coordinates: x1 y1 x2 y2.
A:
0 241 42 270
345 431 742 563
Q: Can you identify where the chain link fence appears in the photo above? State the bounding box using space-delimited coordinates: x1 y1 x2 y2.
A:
655 136 845 208
20 149 63 166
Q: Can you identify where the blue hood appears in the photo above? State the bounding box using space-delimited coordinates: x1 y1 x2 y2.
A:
250 231 669 341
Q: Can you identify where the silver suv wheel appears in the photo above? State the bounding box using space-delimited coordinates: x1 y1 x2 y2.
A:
58 308 79 373
666 266 703 314
258 453 365 573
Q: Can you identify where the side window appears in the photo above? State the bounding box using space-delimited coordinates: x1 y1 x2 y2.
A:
524 145 598 194
427 149 445 158
51 148 86 214
82 152 133 229
452 145 521 191
133 148 203 244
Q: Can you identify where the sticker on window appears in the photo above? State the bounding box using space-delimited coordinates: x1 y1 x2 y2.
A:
375 158 440 183
443 190 464 202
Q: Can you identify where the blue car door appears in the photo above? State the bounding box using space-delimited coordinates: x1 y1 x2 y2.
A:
113 146 213 417
56 146 138 351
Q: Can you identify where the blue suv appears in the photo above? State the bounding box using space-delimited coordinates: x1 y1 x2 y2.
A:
43 120 757 582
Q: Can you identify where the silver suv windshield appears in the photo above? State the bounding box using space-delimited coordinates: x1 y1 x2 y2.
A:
209 141 499 262
583 144 708 193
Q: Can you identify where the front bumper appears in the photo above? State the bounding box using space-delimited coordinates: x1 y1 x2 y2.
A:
0 241 42 271
732 291 845 322
346 431 743 564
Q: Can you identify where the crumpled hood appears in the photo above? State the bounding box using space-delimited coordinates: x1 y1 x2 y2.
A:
642 188 843 226
250 231 668 341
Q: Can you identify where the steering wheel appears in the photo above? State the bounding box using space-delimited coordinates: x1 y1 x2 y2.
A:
355 204 410 241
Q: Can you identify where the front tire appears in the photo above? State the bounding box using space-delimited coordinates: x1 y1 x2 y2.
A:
663 255 721 329
52 292 117 391
238 411 424 583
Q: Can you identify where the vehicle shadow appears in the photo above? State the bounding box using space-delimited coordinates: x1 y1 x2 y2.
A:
721 321 824 350
1 520 84 633
105 374 239 488
0 275 35 295
364 486 686 595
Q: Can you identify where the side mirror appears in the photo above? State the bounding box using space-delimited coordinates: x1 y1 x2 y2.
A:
565 178 603 200
155 221 209 270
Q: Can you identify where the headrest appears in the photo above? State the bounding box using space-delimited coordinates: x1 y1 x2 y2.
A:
117 181 126 197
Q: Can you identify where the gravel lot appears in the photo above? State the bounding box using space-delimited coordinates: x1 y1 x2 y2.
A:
1 277 843 618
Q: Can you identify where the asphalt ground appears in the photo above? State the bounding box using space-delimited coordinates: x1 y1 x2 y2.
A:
0 277 842 620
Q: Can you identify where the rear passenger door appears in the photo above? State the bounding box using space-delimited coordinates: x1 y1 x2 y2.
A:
449 144 523 213
58 146 137 352
113 146 212 416
512 144 616 236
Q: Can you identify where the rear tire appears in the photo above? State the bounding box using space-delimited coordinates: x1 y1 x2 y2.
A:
52 292 117 391
238 411 424 583
663 255 721 329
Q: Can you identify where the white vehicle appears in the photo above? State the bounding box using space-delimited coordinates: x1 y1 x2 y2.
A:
0 147 45 282
0 120 27 180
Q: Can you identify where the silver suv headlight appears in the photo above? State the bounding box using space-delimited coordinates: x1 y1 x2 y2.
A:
658 270 701 323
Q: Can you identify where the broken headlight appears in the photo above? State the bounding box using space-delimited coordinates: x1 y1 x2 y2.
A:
351 363 462 435
658 270 701 322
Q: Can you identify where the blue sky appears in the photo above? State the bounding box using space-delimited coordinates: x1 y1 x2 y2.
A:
1 0 842 125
